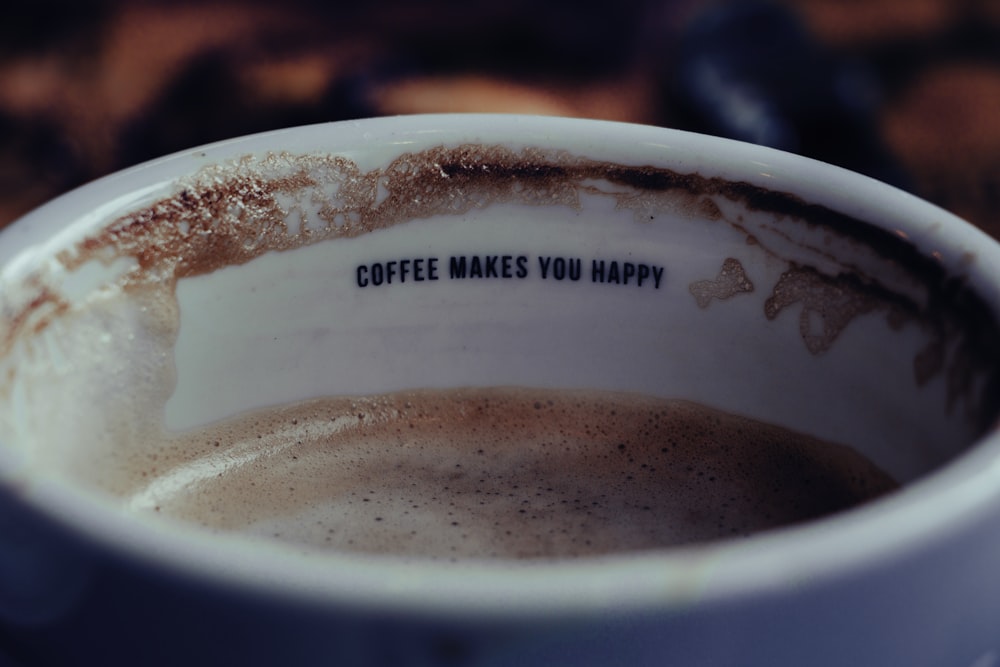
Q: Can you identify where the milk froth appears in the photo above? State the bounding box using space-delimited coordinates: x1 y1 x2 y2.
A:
129 388 898 560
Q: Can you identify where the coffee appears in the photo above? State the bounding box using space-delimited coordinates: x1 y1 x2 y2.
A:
127 387 897 561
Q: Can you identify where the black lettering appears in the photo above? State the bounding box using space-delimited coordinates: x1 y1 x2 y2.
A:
553 257 566 280
637 264 650 286
501 255 513 278
449 256 467 279
485 255 499 278
516 255 529 278
538 256 552 279
608 261 620 284
568 258 581 281
470 256 484 278
592 260 605 283
358 258 442 287
359 255 656 289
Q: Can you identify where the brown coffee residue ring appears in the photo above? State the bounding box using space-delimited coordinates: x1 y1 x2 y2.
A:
6 143 1000 434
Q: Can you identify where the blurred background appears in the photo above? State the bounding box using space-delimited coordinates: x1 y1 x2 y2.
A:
0 0 998 236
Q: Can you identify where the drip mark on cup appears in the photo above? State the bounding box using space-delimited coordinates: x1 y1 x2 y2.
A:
689 257 754 308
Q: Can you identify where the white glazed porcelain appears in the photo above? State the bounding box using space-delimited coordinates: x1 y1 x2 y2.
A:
1 115 1000 666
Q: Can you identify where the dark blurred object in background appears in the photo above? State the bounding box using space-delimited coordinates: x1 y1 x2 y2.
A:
0 0 998 237
0 111 83 219
298 0 657 78
120 49 341 168
0 0 110 57
662 0 911 189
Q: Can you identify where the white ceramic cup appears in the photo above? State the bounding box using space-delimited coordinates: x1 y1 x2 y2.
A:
1 115 999 666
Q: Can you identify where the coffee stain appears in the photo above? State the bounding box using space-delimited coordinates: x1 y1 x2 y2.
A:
610 189 723 223
54 147 593 286
763 266 889 355
0 274 70 361
689 258 754 309
3 142 1000 433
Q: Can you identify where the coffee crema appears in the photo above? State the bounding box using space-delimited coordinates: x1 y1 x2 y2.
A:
129 387 898 561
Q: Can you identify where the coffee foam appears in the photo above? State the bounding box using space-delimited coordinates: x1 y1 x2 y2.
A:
125 388 897 561
0 279 180 491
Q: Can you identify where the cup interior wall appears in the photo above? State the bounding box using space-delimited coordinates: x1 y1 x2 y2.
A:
2 124 999 518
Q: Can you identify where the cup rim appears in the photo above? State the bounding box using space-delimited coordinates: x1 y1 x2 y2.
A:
3 114 1000 619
